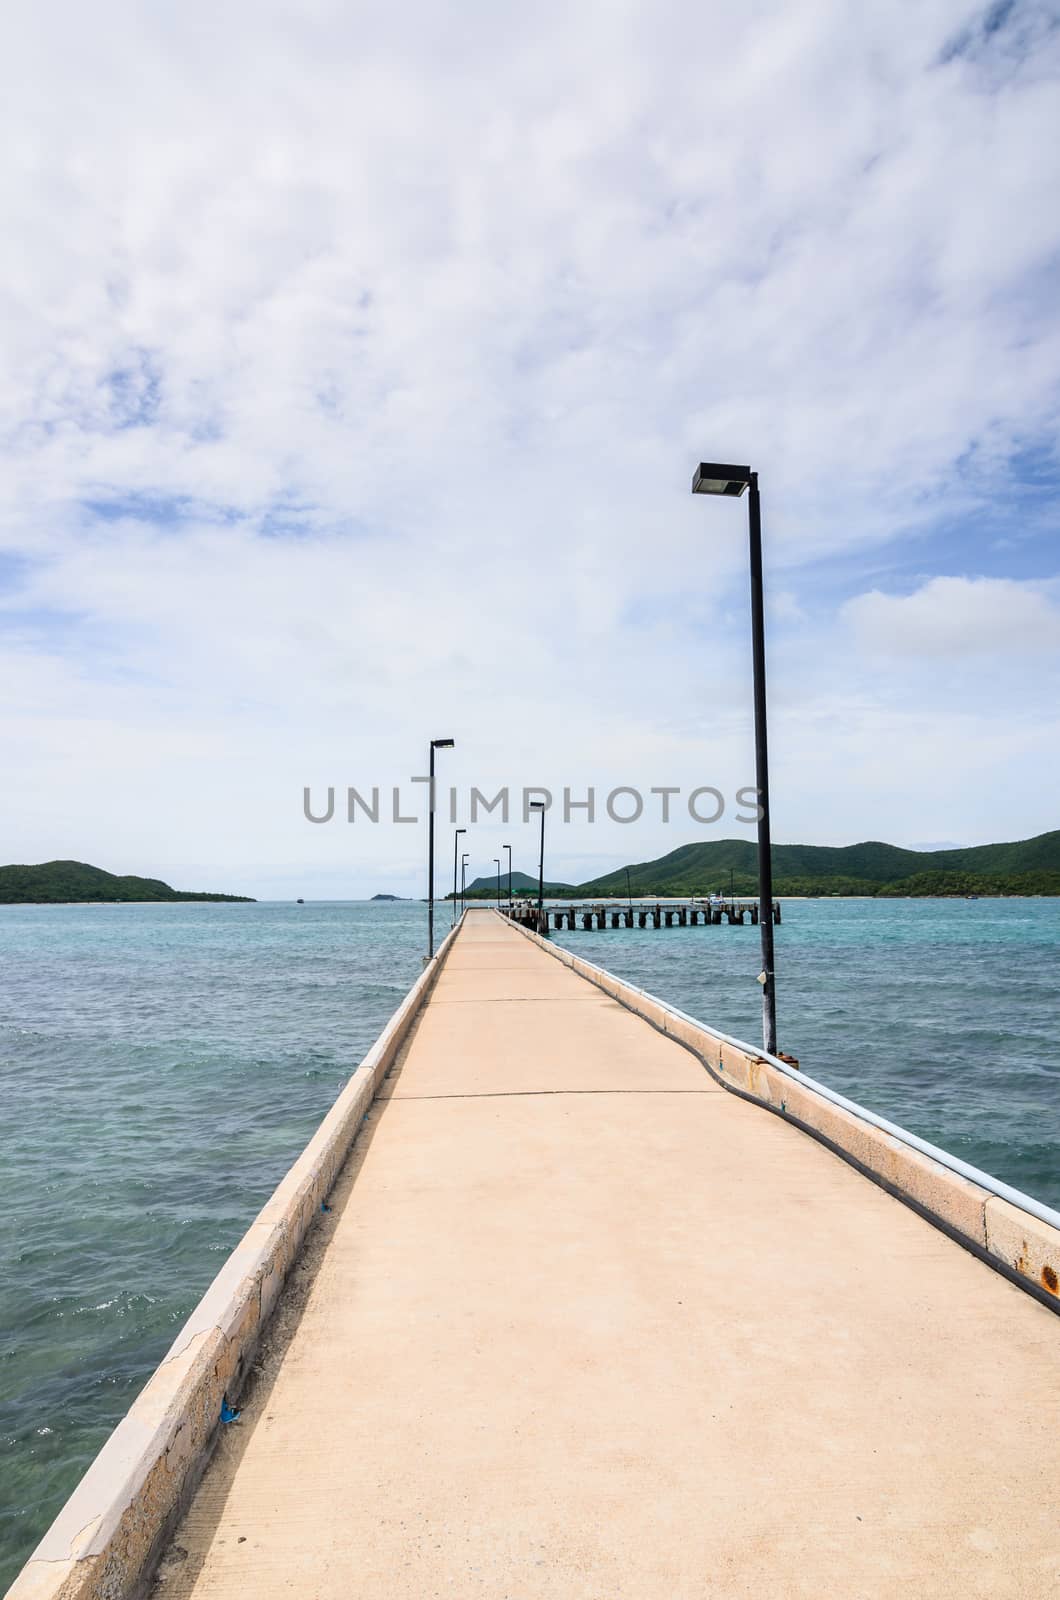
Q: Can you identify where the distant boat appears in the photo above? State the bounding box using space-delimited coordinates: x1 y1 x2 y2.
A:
296 898 304 904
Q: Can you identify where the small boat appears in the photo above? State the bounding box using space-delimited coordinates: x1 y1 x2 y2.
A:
296 897 304 904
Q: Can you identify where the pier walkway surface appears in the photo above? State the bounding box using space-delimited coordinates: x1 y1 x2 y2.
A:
162 910 1058 1599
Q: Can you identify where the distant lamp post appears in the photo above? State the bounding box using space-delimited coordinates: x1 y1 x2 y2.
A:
529 801 546 934
494 857 501 910
427 737 454 960
503 843 512 912
461 851 469 915
452 827 466 927
692 462 777 1055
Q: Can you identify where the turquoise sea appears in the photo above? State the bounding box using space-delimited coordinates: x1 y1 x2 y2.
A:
1 896 1058 1588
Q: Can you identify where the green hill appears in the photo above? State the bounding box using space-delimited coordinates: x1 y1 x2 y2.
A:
458 869 573 898
0 860 255 904
474 831 1060 899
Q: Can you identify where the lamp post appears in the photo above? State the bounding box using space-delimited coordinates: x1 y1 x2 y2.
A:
692 462 777 1055
503 843 512 912
451 826 466 927
529 800 546 933
461 852 469 915
494 857 501 910
427 737 454 960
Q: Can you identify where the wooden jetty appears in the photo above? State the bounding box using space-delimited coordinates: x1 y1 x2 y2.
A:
503 895 781 931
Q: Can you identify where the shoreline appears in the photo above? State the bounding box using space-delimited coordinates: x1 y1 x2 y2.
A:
462 892 1059 904
0 899 254 907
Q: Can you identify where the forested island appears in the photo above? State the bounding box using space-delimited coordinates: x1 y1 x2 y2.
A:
0 861 254 904
460 831 1060 900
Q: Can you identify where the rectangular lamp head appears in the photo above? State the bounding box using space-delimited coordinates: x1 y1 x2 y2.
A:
692 463 752 497
431 737 455 748
529 801 545 810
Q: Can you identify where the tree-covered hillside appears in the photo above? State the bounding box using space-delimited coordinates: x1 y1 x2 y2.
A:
578 833 1060 897
458 832 1060 899
0 860 254 904
459 870 573 897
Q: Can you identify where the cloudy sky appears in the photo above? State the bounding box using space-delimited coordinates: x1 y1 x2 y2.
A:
2 0 1059 897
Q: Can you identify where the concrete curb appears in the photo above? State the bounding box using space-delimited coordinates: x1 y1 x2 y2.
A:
500 912 1060 1309
5 918 464 1600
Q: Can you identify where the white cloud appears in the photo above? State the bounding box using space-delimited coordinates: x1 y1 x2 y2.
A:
841 575 1060 656
1 0 1059 892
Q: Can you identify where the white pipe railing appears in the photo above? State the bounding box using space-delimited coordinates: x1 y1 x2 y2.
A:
508 914 1060 1234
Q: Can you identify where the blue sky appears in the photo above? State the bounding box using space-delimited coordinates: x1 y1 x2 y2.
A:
1 0 1059 897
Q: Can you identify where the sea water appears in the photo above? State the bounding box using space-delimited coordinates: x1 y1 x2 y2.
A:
1 896 1057 1586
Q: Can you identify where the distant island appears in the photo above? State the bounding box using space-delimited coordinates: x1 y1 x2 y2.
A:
457 831 1060 900
0 860 255 904
370 893 409 901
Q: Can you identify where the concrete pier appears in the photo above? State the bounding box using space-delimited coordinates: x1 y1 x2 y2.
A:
151 910 1056 1599
10 908 1060 1600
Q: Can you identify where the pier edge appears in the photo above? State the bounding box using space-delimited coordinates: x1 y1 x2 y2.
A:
497 909 1060 1313
4 917 465 1600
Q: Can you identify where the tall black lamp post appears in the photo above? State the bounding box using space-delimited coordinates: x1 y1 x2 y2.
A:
427 737 454 960
529 800 546 934
452 826 466 927
493 857 501 910
691 463 777 1055
503 843 512 912
460 852 469 916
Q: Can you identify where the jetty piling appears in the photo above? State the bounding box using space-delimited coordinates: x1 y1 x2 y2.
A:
502 896 781 932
